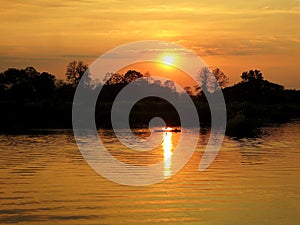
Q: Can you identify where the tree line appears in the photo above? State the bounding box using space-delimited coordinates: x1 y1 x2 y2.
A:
0 60 299 137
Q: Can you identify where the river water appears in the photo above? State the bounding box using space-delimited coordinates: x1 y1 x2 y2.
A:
0 121 299 225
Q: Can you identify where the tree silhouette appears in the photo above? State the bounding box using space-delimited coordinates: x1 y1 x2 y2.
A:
65 61 89 87
104 70 143 85
0 64 299 132
32 72 56 98
184 86 193 96
241 70 263 82
196 67 229 94
212 68 229 89
0 67 57 100
123 70 143 83
1 67 33 99
164 80 176 92
224 69 288 103
24 66 39 78
104 72 124 85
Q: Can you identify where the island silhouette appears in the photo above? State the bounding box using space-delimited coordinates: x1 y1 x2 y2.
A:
0 61 299 137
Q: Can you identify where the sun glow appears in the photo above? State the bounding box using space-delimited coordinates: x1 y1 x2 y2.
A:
162 55 174 65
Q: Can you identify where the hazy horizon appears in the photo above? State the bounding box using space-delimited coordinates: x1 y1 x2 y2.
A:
1 0 299 89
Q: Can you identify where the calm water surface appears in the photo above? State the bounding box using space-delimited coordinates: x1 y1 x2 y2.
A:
0 122 299 225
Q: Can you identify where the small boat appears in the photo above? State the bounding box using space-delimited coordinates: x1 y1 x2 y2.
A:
161 127 181 132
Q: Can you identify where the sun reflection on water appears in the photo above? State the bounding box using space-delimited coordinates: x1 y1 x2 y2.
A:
162 132 173 178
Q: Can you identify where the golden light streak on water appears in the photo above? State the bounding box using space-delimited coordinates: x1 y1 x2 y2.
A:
162 132 173 178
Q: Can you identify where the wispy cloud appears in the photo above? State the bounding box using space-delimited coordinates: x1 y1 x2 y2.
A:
0 0 299 88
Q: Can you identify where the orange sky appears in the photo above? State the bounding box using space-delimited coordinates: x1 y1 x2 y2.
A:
0 0 299 88
118 61 198 90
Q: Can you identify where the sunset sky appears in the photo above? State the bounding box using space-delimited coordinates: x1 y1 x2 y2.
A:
1 0 299 88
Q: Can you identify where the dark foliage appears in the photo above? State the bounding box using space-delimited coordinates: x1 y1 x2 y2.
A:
65 61 89 87
0 65 299 138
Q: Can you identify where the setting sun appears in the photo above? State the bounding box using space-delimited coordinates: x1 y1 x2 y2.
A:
162 55 174 65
